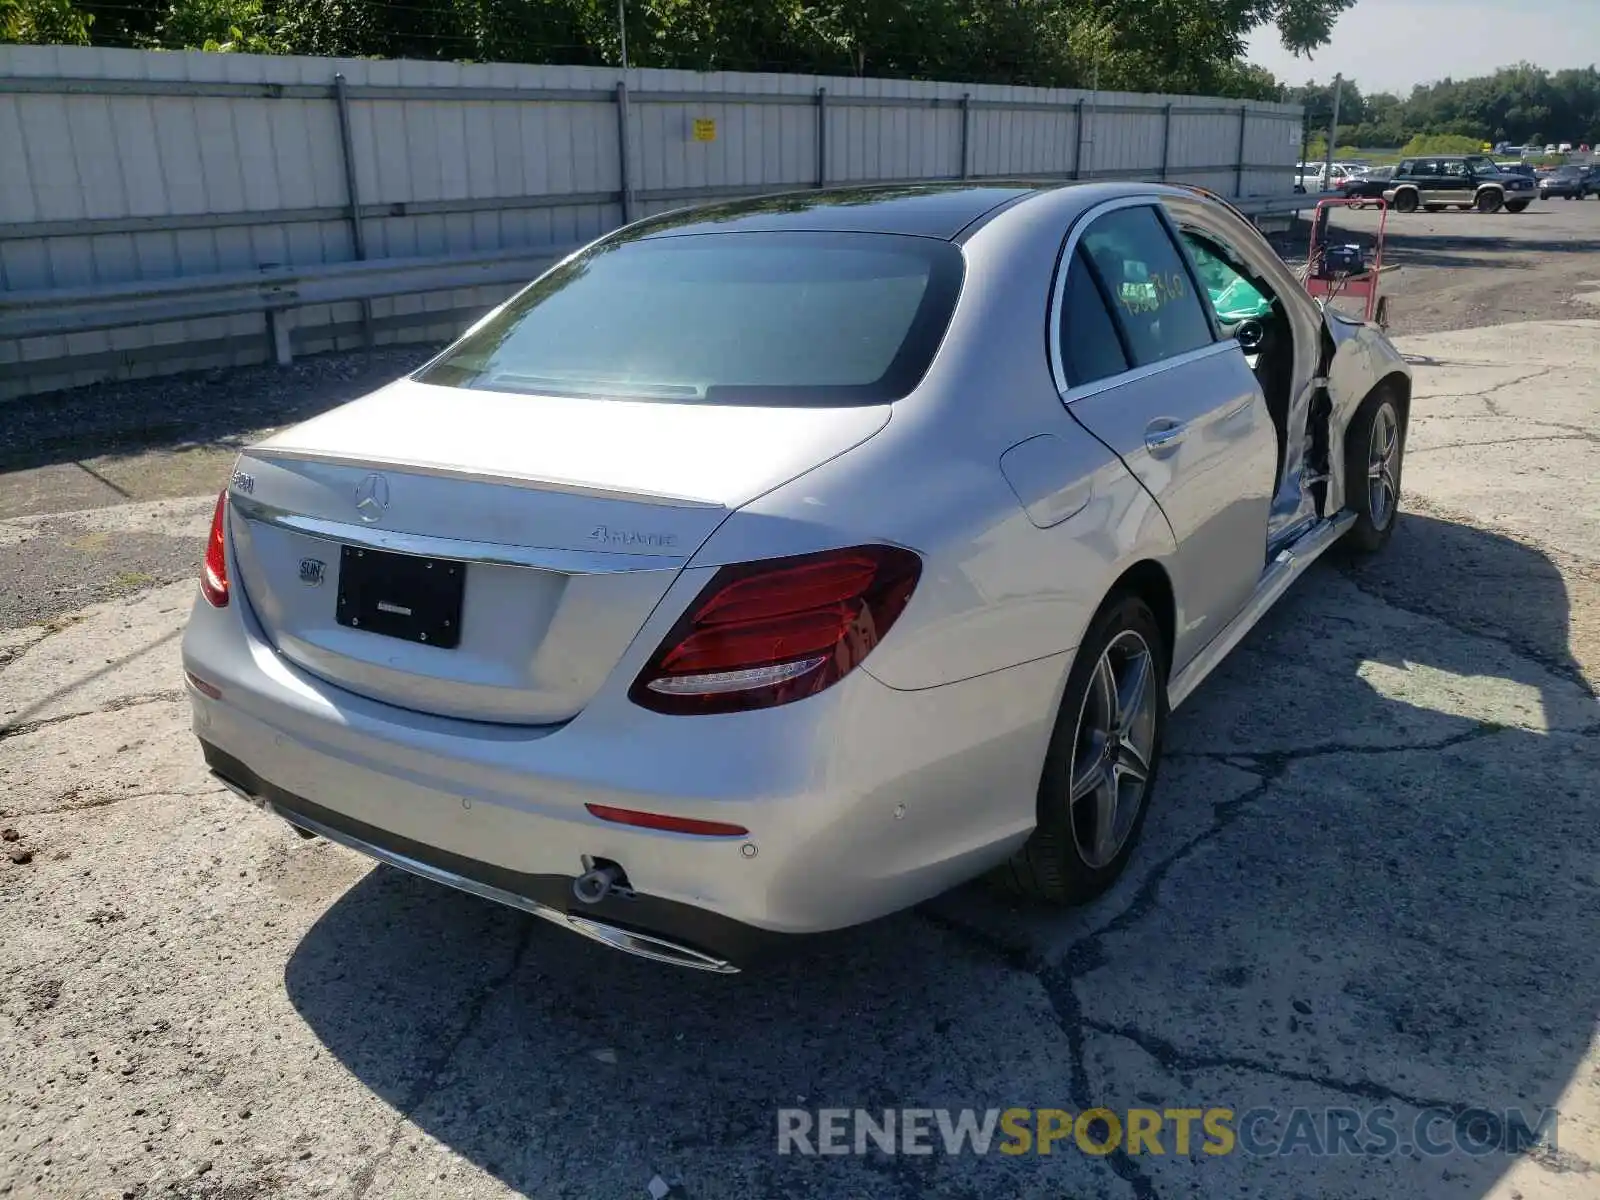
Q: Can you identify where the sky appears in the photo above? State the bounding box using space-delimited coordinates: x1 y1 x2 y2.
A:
1246 0 1600 94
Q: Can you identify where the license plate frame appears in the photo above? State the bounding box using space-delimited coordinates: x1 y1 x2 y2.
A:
335 546 465 649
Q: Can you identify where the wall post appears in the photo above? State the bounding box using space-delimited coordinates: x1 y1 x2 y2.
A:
333 72 373 350
616 80 635 223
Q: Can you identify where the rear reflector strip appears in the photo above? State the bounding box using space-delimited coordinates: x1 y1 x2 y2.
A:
185 670 222 699
585 803 749 838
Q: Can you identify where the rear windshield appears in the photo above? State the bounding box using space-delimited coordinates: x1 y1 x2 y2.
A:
417 231 965 407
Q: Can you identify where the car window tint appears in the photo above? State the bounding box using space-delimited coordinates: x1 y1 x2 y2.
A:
416 231 964 407
1058 246 1130 387
1397 160 1415 174
1443 161 1468 177
1079 206 1214 368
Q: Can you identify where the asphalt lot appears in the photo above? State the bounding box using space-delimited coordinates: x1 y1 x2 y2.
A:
2 204 1599 1199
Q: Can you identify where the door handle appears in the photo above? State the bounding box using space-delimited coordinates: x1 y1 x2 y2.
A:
1143 419 1188 455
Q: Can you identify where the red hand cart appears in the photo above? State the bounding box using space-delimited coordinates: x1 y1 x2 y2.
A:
1302 197 1393 328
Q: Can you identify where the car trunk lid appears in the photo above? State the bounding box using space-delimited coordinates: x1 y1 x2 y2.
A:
227 379 890 724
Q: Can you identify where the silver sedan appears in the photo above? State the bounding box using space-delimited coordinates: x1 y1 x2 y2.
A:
182 182 1411 972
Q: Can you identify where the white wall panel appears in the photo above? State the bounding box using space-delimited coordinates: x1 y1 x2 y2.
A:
0 45 1302 399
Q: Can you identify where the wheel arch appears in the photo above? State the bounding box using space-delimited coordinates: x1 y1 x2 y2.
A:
1107 559 1177 677
1369 369 1412 425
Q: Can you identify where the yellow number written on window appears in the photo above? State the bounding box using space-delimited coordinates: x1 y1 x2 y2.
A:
1118 271 1186 316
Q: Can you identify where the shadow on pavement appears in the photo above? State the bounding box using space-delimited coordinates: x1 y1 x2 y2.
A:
281 510 1596 1197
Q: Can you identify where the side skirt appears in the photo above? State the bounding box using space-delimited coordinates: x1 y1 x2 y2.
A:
1167 511 1357 710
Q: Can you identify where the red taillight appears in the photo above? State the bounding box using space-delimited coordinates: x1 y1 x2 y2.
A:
629 544 921 715
584 804 749 837
201 490 229 607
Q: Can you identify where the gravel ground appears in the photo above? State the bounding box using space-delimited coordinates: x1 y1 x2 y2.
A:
1279 200 1600 335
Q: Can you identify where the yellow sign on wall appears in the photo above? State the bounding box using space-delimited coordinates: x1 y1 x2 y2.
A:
692 118 717 143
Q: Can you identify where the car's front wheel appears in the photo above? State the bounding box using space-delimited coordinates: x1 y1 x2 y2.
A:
1476 190 1505 213
998 593 1167 905
1506 200 1530 213
1392 189 1419 213
1343 389 1406 553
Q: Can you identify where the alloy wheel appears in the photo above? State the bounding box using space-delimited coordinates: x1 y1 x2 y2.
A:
1067 630 1159 869
1367 400 1400 530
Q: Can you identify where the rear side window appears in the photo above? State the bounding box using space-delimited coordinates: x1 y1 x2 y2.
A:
1078 206 1214 369
1058 246 1130 386
417 231 964 407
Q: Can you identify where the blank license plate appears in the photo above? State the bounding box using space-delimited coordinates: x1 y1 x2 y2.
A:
335 546 465 648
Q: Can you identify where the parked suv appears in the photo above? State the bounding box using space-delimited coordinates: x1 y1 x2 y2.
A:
1384 155 1536 213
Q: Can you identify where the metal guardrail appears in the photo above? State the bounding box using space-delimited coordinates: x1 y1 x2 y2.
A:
0 183 1323 389
1233 190 1341 216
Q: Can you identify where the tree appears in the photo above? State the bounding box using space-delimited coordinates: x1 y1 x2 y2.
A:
3 0 93 43
6 0 1360 101
1286 64 1600 149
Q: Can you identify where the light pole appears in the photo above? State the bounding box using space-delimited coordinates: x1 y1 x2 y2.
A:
618 0 628 71
1322 73 1342 188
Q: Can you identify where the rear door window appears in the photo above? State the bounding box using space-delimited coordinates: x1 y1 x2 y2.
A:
1077 206 1215 369
417 231 964 407
1057 246 1131 387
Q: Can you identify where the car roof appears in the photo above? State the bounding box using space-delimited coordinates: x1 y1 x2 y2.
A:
627 182 1077 241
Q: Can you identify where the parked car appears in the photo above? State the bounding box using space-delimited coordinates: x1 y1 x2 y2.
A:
182 181 1413 972
1384 155 1536 213
1539 164 1600 199
1341 164 1394 205
1496 162 1537 179
1297 161 1364 192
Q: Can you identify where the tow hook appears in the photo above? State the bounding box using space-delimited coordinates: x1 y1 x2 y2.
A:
572 861 626 905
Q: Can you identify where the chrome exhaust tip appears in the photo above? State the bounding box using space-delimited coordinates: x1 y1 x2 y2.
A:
572 864 623 905
564 913 739 973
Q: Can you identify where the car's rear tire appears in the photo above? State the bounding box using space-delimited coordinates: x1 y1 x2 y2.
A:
1343 389 1406 554
1506 200 1530 213
1477 190 1504 213
1539 190 1550 201
1393 189 1419 213
996 593 1168 906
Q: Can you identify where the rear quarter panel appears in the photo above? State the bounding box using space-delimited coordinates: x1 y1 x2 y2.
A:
688 186 1181 693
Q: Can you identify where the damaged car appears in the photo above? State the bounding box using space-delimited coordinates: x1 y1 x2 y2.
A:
183 182 1411 972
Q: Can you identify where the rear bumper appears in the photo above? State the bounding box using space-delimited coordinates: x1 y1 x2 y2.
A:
182 588 1066 967
201 741 789 971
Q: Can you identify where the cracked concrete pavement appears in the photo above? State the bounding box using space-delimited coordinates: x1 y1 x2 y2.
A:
2 319 1599 1199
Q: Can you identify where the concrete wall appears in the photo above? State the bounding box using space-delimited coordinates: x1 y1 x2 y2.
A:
0 45 1304 398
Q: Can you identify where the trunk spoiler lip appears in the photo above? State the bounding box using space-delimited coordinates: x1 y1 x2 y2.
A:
240 444 728 511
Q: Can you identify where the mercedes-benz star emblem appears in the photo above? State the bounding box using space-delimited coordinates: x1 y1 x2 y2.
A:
353 473 390 523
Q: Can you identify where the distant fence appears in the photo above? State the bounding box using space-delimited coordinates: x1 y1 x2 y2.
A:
0 45 1304 400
